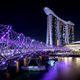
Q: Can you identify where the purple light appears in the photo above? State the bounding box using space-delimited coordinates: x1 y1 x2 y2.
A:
2 61 6 64
0 24 71 66
14 60 17 63
20 55 23 58
42 61 71 80
42 63 58 80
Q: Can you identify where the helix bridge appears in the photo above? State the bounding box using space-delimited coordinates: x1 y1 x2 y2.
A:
0 24 71 69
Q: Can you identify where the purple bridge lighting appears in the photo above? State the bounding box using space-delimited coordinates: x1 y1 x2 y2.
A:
0 24 70 67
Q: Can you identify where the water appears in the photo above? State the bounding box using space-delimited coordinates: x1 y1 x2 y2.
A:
0 57 80 80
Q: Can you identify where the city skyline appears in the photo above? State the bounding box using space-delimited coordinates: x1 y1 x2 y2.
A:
0 0 80 42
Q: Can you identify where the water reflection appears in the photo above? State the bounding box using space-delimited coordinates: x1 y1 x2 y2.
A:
1 57 80 80
42 57 80 80
42 62 58 80
75 58 80 66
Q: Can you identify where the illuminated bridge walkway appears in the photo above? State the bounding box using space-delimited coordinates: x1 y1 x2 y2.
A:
0 24 79 69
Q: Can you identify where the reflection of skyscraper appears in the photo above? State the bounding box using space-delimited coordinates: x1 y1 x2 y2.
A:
44 7 74 46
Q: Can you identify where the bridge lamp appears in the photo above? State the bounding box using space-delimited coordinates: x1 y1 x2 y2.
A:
18 36 20 39
40 42 42 44
2 61 6 65
7 52 10 55
31 39 35 42
20 55 23 58
14 60 17 63
1 36 4 39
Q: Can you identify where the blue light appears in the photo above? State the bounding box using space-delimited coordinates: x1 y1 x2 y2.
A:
48 60 55 66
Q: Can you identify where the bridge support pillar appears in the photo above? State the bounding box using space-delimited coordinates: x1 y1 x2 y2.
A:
16 61 19 73
23 58 27 66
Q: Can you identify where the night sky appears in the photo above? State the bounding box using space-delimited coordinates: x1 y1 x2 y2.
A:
0 0 80 42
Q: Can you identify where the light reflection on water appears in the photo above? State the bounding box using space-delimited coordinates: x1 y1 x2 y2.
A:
43 57 80 80
75 58 80 66
42 57 80 80
5 57 80 80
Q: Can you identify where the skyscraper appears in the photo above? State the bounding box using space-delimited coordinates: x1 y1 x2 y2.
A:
44 7 74 46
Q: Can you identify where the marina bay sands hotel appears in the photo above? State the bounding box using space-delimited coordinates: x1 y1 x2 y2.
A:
44 7 74 46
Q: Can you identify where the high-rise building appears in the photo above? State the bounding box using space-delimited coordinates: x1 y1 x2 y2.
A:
44 7 74 46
